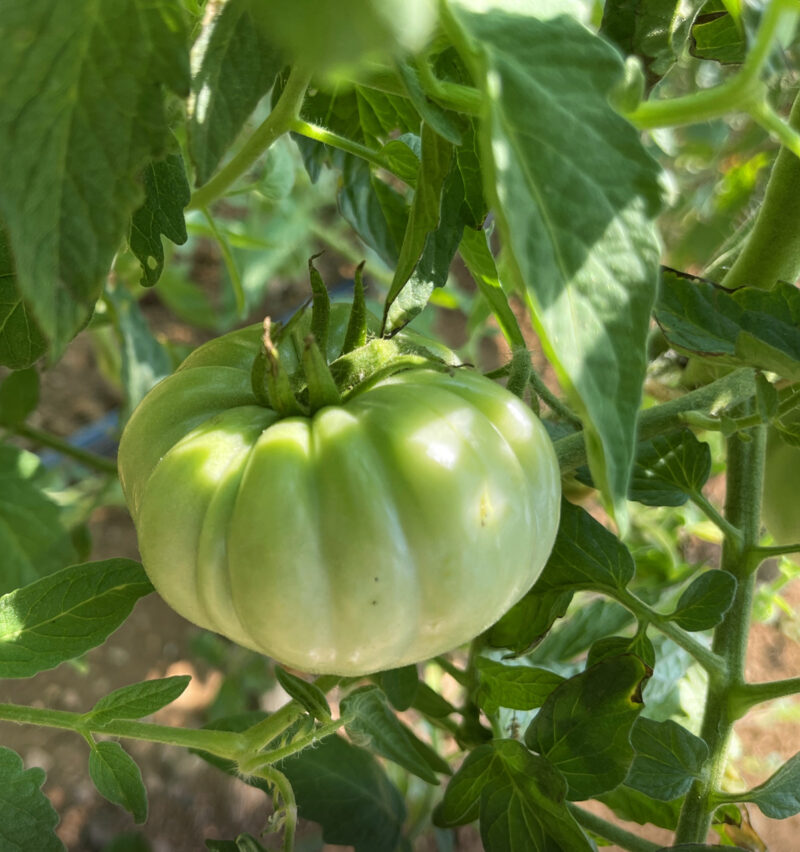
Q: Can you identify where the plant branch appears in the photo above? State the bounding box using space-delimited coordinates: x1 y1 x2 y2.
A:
554 368 757 473
9 424 118 475
289 118 400 176
730 676 800 717
691 491 743 544
0 702 246 760
613 589 727 681
188 64 313 211
567 804 661 852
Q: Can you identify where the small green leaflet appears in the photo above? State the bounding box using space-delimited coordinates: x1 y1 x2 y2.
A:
525 655 650 800
450 3 663 527
378 664 420 712
475 658 564 715
88 676 191 727
129 151 190 287
0 747 63 851
732 751 800 819
690 2 748 64
670 571 737 632
188 0 283 185
598 783 682 830
0 0 190 355
625 717 708 801
656 269 800 380
341 686 450 785
275 666 332 721
89 741 148 824
0 559 153 678
0 444 78 595
534 500 635 594
434 740 594 852
488 586 573 655
0 228 47 369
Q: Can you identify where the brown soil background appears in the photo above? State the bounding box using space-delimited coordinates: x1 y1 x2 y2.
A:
2 262 799 851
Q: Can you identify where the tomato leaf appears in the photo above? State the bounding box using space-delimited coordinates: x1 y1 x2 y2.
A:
0 227 47 370
598 784 683 830
656 270 800 380
488 586 573 655
0 747 62 851
475 658 564 716
435 740 594 851
624 717 708 801
577 430 713 508
275 667 332 721
737 751 800 819
0 0 190 355
411 682 457 719
0 444 78 595
0 368 39 428
534 500 636 594
690 3 748 65
395 61 463 145
88 676 192 727
525 655 650 800
670 571 737 632
129 150 190 287
88 741 148 824
378 665 420 712
449 4 663 526
341 686 450 784
188 0 283 186
0 559 152 678
196 714 407 852
383 123 453 332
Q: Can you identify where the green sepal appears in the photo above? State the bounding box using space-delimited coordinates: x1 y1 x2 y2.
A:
342 262 368 355
308 254 330 356
253 319 306 417
302 334 342 412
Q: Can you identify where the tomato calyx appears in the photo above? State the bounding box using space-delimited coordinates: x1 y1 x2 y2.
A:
251 260 457 417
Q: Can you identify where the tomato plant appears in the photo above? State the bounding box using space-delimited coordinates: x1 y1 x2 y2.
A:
2 1 800 851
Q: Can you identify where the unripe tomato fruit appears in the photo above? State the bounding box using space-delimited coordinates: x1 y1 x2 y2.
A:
118 305 561 675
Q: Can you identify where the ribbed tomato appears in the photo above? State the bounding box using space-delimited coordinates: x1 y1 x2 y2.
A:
118 307 561 675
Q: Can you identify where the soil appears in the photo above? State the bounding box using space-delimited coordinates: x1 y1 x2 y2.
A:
2 251 799 851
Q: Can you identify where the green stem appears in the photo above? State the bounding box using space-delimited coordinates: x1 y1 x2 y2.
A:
675 421 765 843
289 118 399 176
251 765 297 852
239 715 349 775
188 65 313 211
750 542 800 559
567 804 661 852
0 702 246 760
506 345 532 398
691 491 743 544
625 0 798 131
554 368 757 473
730 676 800 718
613 589 727 681
241 703 306 754
11 424 118 475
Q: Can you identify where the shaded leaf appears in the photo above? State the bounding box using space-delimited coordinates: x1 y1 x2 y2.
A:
0 367 39 427
0 444 77 595
129 151 190 286
435 740 594 851
525 655 650 799
451 4 663 523
690 2 747 64
89 676 191 726
656 270 800 380
0 559 152 678
488 586 573 655
341 686 450 784
188 0 282 185
89 741 148 824
0 747 62 851
598 783 682 830
626 717 709 801
379 665 420 712
0 0 190 354
670 571 737 631
475 658 564 715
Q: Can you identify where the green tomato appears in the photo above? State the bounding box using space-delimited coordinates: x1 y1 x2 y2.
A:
762 426 800 553
118 306 561 675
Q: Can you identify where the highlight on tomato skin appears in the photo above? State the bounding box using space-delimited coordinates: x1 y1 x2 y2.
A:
117 306 562 676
